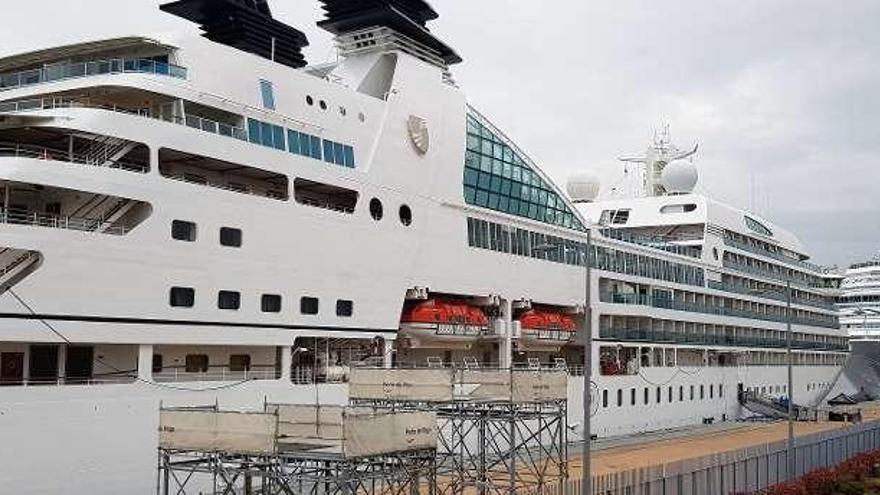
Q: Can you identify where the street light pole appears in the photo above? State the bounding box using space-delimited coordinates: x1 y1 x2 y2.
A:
582 228 592 495
785 279 794 481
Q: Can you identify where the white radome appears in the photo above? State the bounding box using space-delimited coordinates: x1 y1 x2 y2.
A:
661 159 698 194
566 172 601 203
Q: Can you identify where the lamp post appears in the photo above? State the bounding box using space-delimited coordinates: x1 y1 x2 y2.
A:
751 280 794 481
534 227 592 495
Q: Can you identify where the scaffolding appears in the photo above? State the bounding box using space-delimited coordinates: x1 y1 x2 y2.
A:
157 404 438 495
349 368 569 495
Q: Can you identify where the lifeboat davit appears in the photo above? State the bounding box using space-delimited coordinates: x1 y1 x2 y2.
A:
399 299 489 349
517 310 576 351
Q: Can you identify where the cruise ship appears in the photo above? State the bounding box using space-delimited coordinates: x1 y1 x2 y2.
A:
832 256 880 397
0 0 847 492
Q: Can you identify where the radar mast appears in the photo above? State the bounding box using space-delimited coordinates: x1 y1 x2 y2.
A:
618 124 698 197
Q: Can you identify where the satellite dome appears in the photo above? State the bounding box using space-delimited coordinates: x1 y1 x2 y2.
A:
661 160 698 194
567 172 601 203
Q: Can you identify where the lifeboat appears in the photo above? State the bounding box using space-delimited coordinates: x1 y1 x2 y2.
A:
517 310 577 351
399 299 488 349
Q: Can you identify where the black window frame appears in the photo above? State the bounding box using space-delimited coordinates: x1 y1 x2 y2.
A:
261 294 282 313
171 220 197 242
220 227 243 247
169 287 195 307
336 299 353 317
300 296 319 315
218 290 241 310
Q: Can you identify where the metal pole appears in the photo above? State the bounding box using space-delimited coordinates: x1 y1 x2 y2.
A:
786 279 795 481
583 228 592 495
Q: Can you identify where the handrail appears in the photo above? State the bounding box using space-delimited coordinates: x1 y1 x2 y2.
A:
0 207 130 236
602 292 838 329
0 97 247 143
599 228 703 259
0 56 187 92
152 365 277 383
0 142 148 173
596 327 848 351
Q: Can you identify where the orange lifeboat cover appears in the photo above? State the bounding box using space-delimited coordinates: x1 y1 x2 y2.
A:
401 300 489 326
518 310 577 332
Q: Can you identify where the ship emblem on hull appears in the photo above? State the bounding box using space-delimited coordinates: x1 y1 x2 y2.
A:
408 115 430 155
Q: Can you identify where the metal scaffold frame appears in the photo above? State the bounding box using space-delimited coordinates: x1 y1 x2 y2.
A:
158 448 437 495
156 403 439 495
349 368 569 495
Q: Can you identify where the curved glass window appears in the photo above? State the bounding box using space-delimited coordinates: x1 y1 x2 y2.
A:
463 111 585 231
744 216 773 237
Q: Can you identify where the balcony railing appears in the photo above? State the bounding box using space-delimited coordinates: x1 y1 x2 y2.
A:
723 236 824 273
597 327 848 352
0 57 187 92
599 228 702 259
0 97 247 143
152 365 277 383
707 280 837 311
0 142 148 173
602 292 838 329
0 208 130 236
722 258 825 290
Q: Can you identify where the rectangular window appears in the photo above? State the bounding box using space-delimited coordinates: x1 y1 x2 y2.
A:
272 125 286 151
169 287 195 307
248 118 261 144
287 130 300 153
336 299 353 317
260 122 273 147
690 385 695 400
333 142 346 166
171 220 197 241
668 386 673 402
323 140 335 163
261 294 282 313
700 385 705 400
152 354 163 373
259 79 276 110
630 388 635 406
185 354 209 373
602 389 608 408
343 145 355 168
220 227 242 247
643 387 648 405
229 354 251 372
310 136 322 159
617 389 622 407
218 290 241 310
300 296 319 315
298 132 312 156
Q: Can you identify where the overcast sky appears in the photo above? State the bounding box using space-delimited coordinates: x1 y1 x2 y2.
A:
2 1 878 268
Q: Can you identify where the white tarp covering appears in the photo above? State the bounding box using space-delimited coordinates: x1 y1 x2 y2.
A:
349 368 454 401
269 404 344 441
343 411 437 457
511 370 568 402
459 370 511 401
159 410 277 454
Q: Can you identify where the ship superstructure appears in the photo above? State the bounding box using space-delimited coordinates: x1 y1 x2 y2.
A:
0 1 847 492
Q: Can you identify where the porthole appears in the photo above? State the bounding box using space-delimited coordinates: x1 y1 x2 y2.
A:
319 100 328 110
369 198 383 221
399 205 412 226
358 112 366 122
306 95 314 106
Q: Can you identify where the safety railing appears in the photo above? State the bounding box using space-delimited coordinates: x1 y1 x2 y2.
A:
0 208 130 236
597 327 847 352
0 371 138 386
707 280 837 311
0 97 247 144
599 228 702 259
0 57 187 92
152 365 278 383
602 292 839 329
0 142 148 173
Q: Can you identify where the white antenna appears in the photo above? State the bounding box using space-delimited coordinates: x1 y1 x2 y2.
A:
618 124 699 197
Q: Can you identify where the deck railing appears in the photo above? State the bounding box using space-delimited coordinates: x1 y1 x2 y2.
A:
152 365 278 383
0 142 148 173
0 208 130 236
0 57 187 92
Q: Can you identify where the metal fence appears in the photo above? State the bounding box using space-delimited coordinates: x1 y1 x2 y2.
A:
538 420 880 495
